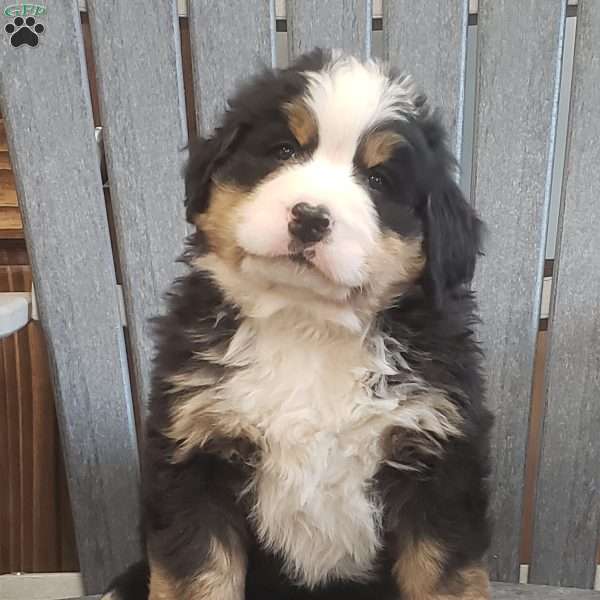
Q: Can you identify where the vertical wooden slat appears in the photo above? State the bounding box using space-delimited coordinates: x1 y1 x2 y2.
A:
16 311 33 572
0 1 139 593
471 0 566 582
383 1 468 160
0 334 8 572
520 330 549 565
3 332 19 572
179 17 197 138
0 263 74 574
80 14 101 127
287 0 372 62
29 320 61 572
86 0 188 415
57 443 79 572
0 265 26 573
530 0 600 588
189 1 276 133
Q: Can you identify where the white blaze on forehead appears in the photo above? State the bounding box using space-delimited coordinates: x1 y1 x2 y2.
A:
232 56 424 301
304 57 419 164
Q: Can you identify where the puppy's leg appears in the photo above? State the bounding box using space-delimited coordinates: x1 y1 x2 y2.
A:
441 566 490 600
392 538 489 600
144 438 250 600
148 534 246 600
382 423 492 600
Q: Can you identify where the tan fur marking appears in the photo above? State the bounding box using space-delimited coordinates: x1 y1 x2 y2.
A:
195 183 250 266
394 544 490 600
361 130 406 168
439 566 491 600
393 538 446 600
379 234 425 283
283 99 318 147
190 537 246 600
149 536 246 600
166 384 259 463
148 561 177 600
362 234 425 313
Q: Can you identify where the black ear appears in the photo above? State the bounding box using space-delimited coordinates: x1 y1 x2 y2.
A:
422 176 483 303
184 124 240 223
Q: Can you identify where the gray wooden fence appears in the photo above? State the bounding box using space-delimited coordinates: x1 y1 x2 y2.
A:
0 0 598 595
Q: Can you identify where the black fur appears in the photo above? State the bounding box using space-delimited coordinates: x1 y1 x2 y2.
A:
104 560 149 600
377 289 492 578
106 50 492 600
184 48 330 221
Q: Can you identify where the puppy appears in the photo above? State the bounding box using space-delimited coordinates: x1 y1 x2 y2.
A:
103 49 492 600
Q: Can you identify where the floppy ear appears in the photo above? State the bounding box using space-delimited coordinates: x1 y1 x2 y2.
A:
184 124 241 223
422 176 483 303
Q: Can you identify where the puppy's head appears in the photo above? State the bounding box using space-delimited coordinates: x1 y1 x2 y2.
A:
186 50 482 322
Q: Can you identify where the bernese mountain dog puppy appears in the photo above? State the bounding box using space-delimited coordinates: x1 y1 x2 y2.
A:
103 49 492 600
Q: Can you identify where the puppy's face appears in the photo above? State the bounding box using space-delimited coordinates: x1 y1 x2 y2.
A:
187 51 481 317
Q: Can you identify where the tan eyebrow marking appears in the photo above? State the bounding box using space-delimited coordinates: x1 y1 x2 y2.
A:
360 130 406 168
282 99 318 147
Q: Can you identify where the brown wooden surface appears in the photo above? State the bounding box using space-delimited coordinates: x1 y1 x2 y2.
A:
521 331 548 563
0 170 18 207
0 117 23 238
0 206 23 235
0 240 28 265
0 152 11 170
0 119 6 151
0 259 78 574
179 17 197 139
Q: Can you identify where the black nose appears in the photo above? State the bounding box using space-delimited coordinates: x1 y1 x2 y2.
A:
288 202 331 244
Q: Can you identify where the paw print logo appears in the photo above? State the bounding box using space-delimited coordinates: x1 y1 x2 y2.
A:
5 16 44 47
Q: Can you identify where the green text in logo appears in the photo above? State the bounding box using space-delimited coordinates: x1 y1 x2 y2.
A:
3 4 46 17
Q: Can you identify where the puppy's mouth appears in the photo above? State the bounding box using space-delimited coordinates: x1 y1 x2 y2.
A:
242 240 357 299
287 239 318 266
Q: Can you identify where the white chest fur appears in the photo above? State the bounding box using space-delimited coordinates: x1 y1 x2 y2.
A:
222 315 387 587
169 309 462 588
210 310 460 589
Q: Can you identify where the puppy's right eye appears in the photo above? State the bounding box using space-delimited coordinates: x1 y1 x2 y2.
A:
274 142 297 161
368 171 386 192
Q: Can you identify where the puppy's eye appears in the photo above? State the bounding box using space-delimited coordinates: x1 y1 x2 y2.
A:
368 172 385 191
274 142 297 161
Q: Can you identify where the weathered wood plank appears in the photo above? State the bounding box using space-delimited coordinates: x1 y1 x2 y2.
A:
0 1 140 593
86 0 188 415
189 0 276 133
493 583 600 600
287 0 372 61
0 152 11 169
471 0 566 582
530 0 600 588
384 1 468 160
0 119 7 150
72 583 600 600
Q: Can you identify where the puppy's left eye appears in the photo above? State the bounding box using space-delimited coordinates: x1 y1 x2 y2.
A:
274 142 297 161
368 171 386 191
